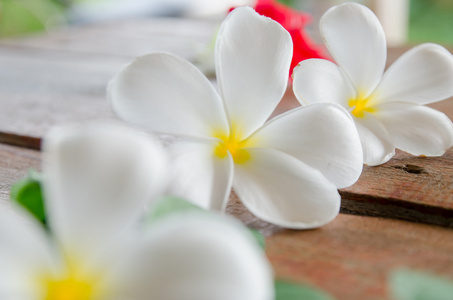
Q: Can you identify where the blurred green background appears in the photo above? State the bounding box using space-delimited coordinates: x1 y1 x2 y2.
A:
409 0 453 45
0 0 66 36
0 0 453 45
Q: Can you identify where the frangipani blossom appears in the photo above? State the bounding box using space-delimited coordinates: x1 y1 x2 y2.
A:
108 7 363 229
0 124 273 300
293 2 453 166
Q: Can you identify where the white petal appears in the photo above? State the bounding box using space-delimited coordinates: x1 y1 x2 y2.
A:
249 103 363 188
320 2 386 96
216 7 292 137
42 123 168 260
112 213 274 300
109 52 229 139
373 44 453 105
0 208 56 299
292 59 356 108
376 102 453 156
354 115 395 165
166 139 233 211
233 148 340 229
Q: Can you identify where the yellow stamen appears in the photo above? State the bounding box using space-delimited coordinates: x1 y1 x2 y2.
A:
44 276 94 300
348 93 377 118
213 127 252 164
40 257 106 300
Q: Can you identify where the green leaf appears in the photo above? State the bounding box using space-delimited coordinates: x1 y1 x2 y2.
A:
147 196 204 222
390 269 453 300
275 281 335 300
10 171 46 225
249 228 266 250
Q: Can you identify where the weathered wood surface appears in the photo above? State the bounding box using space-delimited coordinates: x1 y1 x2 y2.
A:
227 194 453 300
0 18 217 149
341 148 453 227
0 144 41 203
265 213 453 300
0 19 217 59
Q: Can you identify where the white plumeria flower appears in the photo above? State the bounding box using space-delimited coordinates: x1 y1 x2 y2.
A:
293 2 453 166
108 7 363 229
0 124 273 300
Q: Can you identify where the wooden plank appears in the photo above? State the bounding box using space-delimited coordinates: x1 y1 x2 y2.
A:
0 29 450 142
227 194 453 300
0 44 122 148
0 18 216 148
0 18 217 148
0 144 41 203
340 148 453 227
0 46 127 96
0 93 116 149
265 213 453 300
0 18 217 60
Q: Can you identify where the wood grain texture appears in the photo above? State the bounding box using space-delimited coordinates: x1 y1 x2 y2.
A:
0 19 216 148
0 93 116 149
226 193 453 300
0 19 217 60
265 213 453 300
0 144 41 203
340 148 453 227
0 43 124 148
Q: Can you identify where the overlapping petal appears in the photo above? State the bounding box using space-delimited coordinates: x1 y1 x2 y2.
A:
376 102 453 156
296 2 453 167
0 209 56 300
113 214 274 300
167 139 234 211
216 7 292 137
42 124 168 260
108 52 229 139
107 6 354 229
354 115 395 165
233 148 340 229
374 44 453 105
320 2 386 96
292 59 356 108
248 103 362 188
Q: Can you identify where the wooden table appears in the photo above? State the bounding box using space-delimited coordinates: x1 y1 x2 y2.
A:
0 17 452 300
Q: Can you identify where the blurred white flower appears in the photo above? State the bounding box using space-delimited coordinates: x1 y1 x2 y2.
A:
108 7 363 229
0 124 273 300
293 2 453 166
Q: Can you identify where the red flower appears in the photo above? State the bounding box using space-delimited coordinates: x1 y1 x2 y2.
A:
231 0 329 79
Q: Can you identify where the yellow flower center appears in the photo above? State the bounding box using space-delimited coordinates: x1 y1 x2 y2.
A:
213 128 252 164
39 257 107 300
44 276 94 300
348 93 376 118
